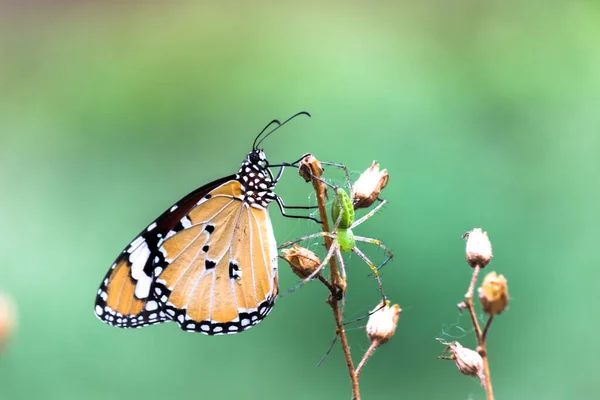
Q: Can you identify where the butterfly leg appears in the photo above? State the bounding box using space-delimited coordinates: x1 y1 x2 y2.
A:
277 196 319 210
351 246 386 304
275 196 321 223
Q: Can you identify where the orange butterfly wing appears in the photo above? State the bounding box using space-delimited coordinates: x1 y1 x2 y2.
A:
94 176 235 328
153 180 279 334
95 147 283 335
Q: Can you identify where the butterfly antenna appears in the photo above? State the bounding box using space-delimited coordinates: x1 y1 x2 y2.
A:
253 119 282 150
255 111 311 149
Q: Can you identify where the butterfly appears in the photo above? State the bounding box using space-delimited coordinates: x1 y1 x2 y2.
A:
94 112 313 335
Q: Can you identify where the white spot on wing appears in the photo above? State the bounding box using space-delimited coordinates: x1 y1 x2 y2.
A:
127 236 145 253
129 241 153 298
134 276 152 299
181 216 192 229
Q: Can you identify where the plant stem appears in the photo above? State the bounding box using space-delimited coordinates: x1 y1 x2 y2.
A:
464 265 494 400
481 315 494 342
480 346 494 400
307 161 360 400
355 340 379 379
464 265 482 339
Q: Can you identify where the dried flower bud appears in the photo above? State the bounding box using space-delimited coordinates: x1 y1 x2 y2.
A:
438 341 486 386
366 300 401 345
352 161 389 209
0 292 16 351
463 228 493 268
298 153 323 182
281 244 322 279
478 271 509 315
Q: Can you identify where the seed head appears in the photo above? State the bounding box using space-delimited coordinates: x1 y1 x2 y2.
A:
281 244 322 279
352 161 389 210
478 271 509 315
438 340 486 386
298 153 323 182
463 228 493 268
366 300 401 345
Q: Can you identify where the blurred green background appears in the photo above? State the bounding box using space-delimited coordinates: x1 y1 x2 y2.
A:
0 1 598 399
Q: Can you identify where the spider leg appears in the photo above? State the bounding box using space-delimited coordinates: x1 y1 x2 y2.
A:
321 161 353 193
334 245 348 314
342 301 386 326
350 199 387 229
353 235 394 272
278 231 335 250
352 246 386 303
317 332 340 367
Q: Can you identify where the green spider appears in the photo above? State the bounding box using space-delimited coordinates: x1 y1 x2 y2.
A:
279 166 393 301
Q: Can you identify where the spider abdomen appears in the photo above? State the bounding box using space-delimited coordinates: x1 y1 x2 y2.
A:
331 188 355 229
338 228 356 252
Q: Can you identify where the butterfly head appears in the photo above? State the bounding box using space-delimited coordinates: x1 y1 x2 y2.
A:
248 148 269 169
237 149 276 208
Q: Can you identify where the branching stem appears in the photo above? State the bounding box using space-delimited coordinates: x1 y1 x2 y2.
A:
463 265 494 400
355 340 379 380
307 164 360 400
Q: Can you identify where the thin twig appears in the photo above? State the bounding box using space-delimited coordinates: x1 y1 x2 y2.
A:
481 315 494 342
479 315 495 400
463 265 494 400
355 340 379 379
463 265 482 339
308 164 360 400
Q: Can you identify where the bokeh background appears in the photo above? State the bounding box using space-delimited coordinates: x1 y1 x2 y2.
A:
1 1 598 399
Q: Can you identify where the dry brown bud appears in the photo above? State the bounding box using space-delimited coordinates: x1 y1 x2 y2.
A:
464 228 493 268
438 341 486 386
366 300 401 345
281 244 322 279
0 292 16 351
478 271 509 315
298 153 323 182
352 161 389 209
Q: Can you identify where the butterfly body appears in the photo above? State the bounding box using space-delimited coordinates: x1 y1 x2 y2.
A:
95 149 281 335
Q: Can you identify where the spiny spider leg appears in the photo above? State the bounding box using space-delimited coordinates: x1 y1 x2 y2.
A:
335 245 348 313
351 199 387 229
342 302 387 326
353 235 394 273
278 231 335 250
321 161 353 193
352 246 387 303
